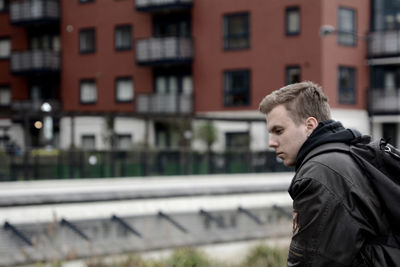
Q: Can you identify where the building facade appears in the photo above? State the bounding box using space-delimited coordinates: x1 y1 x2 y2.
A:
2 0 396 153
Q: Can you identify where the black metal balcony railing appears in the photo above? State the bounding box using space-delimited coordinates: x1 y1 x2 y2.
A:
368 88 400 114
368 31 400 57
10 0 60 25
136 0 193 12
11 100 61 113
137 93 193 114
11 50 61 74
136 37 193 65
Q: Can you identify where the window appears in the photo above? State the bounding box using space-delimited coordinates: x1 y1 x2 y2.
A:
154 16 191 38
81 135 95 150
0 0 10 12
116 134 132 150
338 7 356 46
0 38 11 59
80 79 97 104
338 66 356 104
155 74 192 94
115 77 134 102
286 66 301 84
0 86 11 106
226 132 249 149
224 70 250 106
223 13 250 50
115 25 132 51
286 7 300 35
79 28 96 53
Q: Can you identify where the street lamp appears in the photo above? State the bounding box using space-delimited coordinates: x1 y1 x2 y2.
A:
41 102 53 149
319 25 337 37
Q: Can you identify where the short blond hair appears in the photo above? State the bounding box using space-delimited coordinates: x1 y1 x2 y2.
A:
259 81 331 124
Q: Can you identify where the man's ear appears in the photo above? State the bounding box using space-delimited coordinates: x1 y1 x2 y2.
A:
305 117 318 137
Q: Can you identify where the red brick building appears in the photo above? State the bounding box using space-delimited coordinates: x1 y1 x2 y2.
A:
2 0 397 152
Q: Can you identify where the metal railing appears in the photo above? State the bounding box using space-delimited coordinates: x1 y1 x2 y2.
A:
137 93 193 114
136 37 193 65
11 100 61 113
368 88 400 114
11 50 61 73
136 0 193 11
368 31 400 57
1 149 292 181
10 0 60 24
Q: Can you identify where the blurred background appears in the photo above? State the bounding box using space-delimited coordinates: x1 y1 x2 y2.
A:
0 0 399 266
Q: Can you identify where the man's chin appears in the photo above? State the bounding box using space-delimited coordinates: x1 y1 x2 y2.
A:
282 160 295 167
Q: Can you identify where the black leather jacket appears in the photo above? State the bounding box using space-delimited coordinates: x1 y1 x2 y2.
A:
287 121 400 266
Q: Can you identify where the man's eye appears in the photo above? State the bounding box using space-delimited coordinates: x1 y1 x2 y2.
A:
275 129 283 135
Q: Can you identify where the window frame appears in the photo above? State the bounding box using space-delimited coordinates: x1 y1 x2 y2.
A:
115 25 132 51
80 79 97 104
81 134 96 150
79 0 95 4
223 13 250 51
115 77 134 103
223 69 251 107
337 7 356 46
285 65 301 85
79 28 96 54
116 134 132 150
0 38 11 60
338 66 356 105
0 85 11 107
285 6 301 36
225 131 250 149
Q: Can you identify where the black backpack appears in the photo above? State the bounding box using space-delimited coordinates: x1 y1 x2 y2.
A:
337 131 400 247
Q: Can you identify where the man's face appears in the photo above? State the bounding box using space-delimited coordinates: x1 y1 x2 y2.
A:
266 105 309 166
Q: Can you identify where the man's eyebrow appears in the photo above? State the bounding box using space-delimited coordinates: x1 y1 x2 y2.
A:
268 125 283 133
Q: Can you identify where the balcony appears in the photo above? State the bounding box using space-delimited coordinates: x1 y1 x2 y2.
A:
136 93 193 114
136 37 193 66
136 0 193 12
11 50 61 74
368 88 400 114
368 31 400 58
11 100 61 114
10 0 60 26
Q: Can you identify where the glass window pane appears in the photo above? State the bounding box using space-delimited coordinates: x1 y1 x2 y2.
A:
338 8 355 46
116 78 133 102
0 39 11 58
224 13 249 50
0 86 11 106
286 66 301 84
81 135 95 150
80 80 97 103
156 76 167 93
80 29 95 53
224 70 250 106
117 134 132 150
169 76 178 93
338 67 356 104
286 8 300 35
115 26 131 50
182 76 193 94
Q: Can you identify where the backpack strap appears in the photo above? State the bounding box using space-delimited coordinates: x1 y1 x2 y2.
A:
298 142 350 171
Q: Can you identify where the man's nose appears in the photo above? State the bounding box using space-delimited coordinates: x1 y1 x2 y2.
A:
269 136 278 148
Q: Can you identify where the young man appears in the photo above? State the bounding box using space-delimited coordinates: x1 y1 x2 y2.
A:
259 81 398 266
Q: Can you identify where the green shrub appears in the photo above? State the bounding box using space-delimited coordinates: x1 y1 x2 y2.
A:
240 244 288 267
166 247 214 267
